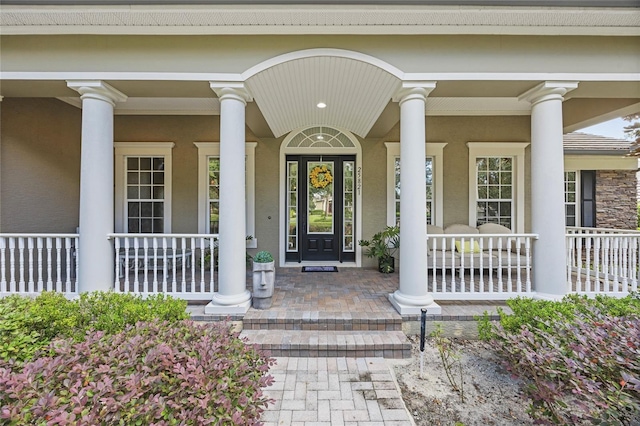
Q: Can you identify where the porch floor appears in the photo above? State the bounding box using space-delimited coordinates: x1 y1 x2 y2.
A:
188 267 512 322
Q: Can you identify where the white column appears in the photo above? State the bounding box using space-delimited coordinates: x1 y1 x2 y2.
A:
206 82 252 314
389 82 440 315
520 81 578 299
67 81 127 293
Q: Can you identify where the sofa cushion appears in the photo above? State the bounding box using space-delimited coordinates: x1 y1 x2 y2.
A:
455 240 481 254
445 224 480 235
477 223 512 234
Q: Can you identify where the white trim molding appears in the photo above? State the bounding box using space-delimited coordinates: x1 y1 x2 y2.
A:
194 142 257 248
114 142 175 233
385 142 447 228
467 142 529 233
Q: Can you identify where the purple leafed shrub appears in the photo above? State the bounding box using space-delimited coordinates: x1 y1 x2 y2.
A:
493 309 640 425
0 320 275 425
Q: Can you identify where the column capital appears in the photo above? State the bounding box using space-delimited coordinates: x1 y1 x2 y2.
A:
66 80 127 106
518 81 578 106
392 81 436 104
209 81 253 104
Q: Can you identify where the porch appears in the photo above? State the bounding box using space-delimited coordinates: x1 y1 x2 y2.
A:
1 227 637 302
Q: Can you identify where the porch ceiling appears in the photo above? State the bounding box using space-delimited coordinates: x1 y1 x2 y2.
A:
245 55 401 138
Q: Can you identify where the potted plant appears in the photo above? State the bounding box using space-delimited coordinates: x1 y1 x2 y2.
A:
252 250 275 309
358 226 400 273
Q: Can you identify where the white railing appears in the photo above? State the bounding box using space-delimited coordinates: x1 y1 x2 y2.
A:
426 233 537 300
566 230 639 296
0 234 78 297
108 234 219 301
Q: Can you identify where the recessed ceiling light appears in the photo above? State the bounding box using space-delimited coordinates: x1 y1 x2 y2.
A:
317 102 327 109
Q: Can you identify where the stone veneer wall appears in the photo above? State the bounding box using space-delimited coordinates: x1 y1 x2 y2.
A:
596 170 638 230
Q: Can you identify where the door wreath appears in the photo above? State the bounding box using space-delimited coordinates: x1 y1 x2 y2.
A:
309 165 333 189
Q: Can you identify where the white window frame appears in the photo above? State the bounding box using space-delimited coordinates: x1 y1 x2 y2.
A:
114 142 174 233
468 142 529 233
385 142 446 228
195 142 257 248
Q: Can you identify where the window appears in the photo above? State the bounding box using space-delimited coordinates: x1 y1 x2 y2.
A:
564 171 577 226
468 142 528 233
115 143 174 233
195 142 257 247
475 156 513 229
392 157 433 226
385 142 446 227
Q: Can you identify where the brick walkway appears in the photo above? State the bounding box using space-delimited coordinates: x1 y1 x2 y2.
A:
261 357 413 426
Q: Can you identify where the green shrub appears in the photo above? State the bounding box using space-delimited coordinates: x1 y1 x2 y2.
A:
0 296 47 363
74 292 188 339
477 293 640 339
0 292 189 363
0 320 275 425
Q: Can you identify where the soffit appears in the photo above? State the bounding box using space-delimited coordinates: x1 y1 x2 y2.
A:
244 56 400 138
1 5 639 35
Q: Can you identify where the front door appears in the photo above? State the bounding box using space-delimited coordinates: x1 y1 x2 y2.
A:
285 155 356 262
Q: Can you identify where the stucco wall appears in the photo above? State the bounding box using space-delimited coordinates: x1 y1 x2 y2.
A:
596 169 638 230
1 98 81 233
252 137 282 260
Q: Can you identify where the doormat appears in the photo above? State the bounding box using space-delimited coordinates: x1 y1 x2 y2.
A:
301 266 338 272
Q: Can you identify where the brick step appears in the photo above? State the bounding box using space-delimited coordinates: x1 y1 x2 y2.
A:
242 311 402 331
240 330 411 359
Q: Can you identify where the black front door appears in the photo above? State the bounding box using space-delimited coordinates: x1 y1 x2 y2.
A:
285 155 356 262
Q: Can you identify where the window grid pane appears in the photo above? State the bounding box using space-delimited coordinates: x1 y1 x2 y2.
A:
565 171 577 227
208 158 221 234
343 161 355 252
287 161 298 252
126 156 164 233
476 156 513 228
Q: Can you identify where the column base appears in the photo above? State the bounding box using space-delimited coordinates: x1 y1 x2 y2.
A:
533 291 566 301
205 298 251 315
205 290 252 315
388 292 441 315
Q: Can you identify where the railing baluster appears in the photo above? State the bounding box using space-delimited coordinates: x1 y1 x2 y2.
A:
55 238 62 292
190 237 196 292
142 238 150 294
162 238 168 293
114 237 121 291
0 238 6 294
180 237 187 293
152 237 159 293
478 238 485 294
17 238 26 293
27 238 35 293
209 237 215 292
124 237 131 291
46 237 52 290
171 237 177 291
133 237 140 292
64 237 71 293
